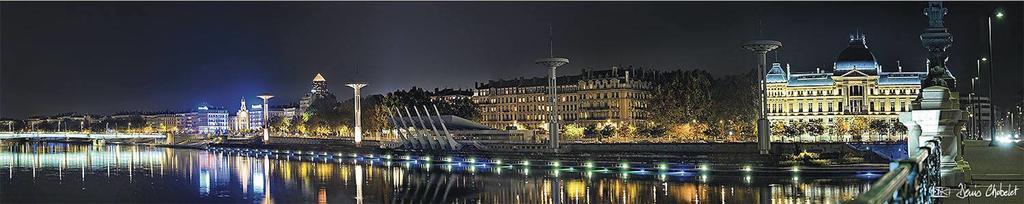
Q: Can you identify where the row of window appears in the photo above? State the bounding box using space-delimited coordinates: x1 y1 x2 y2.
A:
768 98 913 113
481 111 647 122
476 91 651 104
768 87 917 97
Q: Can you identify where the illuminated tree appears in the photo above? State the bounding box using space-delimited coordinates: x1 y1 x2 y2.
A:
849 117 871 141
833 118 851 141
783 122 804 142
562 123 585 141
804 119 826 140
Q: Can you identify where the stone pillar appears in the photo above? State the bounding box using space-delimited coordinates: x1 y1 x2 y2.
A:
909 86 962 166
899 112 922 156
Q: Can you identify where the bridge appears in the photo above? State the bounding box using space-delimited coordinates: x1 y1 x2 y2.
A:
0 132 166 140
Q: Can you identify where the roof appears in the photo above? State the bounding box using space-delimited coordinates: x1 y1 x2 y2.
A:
477 75 581 89
477 66 654 89
878 72 926 85
766 63 788 83
313 73 326 82
787 73 835 87
834 33 879 74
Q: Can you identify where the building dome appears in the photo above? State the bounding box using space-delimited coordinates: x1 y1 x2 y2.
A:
834 33 879 74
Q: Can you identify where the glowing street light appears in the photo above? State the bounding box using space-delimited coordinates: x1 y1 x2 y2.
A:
986 8 1004 146
258 93 274 143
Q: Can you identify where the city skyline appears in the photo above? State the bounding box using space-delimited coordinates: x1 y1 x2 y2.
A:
2 1 1022 118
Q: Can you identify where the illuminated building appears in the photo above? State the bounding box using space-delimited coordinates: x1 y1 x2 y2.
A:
180 105 230 135
959 96 993 140
474 66 655 130
765 33 925 142
298 73 336 115
143 112 181 133
248 104 297 130
234 97 250 132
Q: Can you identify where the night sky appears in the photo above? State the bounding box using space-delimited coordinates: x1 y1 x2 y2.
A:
2 1 1022 119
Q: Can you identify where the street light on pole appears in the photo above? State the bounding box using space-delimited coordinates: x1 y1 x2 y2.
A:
258 93 275 143
987 8 1004 146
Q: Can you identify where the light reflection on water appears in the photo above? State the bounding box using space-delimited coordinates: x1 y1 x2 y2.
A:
0 142 874 203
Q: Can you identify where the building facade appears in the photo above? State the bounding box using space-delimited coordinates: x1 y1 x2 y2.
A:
234 98 250 132
765 34 925 142
960 96 993 140
179 105 230 135
143 112 181 133
248 104 297 131
474 67 655 130
298 73 336 115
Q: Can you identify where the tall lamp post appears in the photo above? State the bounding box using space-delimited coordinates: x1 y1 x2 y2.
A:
987 8 1004 146
743 40 782 155
535 57 569 150
258 93 275 143
346 83 367 144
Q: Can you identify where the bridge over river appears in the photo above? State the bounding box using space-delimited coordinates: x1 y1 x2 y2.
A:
0 132 166 140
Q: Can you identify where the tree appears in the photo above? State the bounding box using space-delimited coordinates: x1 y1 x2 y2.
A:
849 117 871 141
888 120 908 141
667 122 708 142
771 121 787 139
649 70 715 127
833 118 851 141
583 124 599 137
303 96 349 137
804 119 826 139
711 70 759 137
563 124 585 141
382 87 480 121
868 119 891 141
783 122 804 142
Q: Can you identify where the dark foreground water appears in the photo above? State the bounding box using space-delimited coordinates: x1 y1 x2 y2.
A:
1 142 875 203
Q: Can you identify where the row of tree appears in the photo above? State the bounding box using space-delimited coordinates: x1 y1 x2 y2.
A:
267 87 480 138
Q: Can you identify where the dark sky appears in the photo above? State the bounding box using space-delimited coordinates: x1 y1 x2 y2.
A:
2 1 1022 118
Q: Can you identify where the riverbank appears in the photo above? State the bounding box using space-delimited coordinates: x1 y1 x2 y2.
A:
206 139 897 175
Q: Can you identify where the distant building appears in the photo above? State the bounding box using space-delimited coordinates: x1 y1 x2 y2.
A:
249 104 266 130
298 73 336 115
960 96 993 140
473 66 655 130
248 103 297 130
234 98 250 132
765 34 925 142
143 112 182 133
180 105 230 135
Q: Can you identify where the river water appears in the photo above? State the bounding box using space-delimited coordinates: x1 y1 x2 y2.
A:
1 142 876 203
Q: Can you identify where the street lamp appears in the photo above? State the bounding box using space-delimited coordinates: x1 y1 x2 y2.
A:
986 8 1004 146
258 93 274 143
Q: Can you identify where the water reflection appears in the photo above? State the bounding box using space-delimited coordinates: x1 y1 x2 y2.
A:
1 142 873 203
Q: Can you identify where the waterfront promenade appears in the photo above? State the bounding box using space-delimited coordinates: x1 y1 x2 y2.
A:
944 140 1024 204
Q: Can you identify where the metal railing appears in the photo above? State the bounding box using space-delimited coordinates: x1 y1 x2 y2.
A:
849 139 941 204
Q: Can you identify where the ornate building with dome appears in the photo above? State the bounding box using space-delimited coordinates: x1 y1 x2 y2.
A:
765 33 926 142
